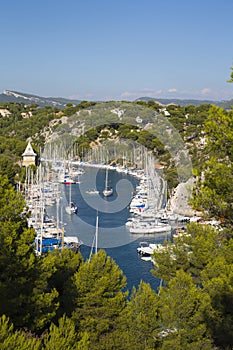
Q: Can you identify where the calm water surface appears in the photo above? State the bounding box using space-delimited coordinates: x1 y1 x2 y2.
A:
48 166 171 293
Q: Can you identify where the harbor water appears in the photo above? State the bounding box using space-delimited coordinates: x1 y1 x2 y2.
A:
47 166 172 293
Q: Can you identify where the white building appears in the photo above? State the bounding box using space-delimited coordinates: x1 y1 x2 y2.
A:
0 108 11 117
22 141 37 167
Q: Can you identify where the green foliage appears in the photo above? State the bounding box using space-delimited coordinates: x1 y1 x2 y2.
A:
1 100 233 349
0 175 25 221
42 315 89 350
159 270 213 350
115 281 160 349
152 223 224 285
0 314 90 350
77 100 97 109
72 250 127 348
0 103 61 182
47 249 83 321
0 315 40 350
227 66 233 82
163 167 179 189
204 106 233 161
0 156 21 184
192 159 233 223
0 176 59 332
201 245 233 348
151 223 233 348
160 270 212 350
135 99 162 111
187 224 222 283
84 127 99 141
192 106 233 224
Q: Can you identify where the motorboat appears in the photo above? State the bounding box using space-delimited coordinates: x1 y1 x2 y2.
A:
86 189 99 195
137 241 167 262
129 220 171 234
60 175 76 184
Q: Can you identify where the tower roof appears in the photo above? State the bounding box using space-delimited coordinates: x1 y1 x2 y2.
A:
22 141 37 157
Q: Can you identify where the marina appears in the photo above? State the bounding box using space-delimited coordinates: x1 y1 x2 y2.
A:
36 162 186 291
24 142 203 291
24 155 197 291
24 154 222 291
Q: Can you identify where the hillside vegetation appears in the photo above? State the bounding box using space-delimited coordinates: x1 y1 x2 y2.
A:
0 99 233 349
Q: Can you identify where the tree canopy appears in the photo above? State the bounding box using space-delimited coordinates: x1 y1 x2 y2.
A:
0 97 233 349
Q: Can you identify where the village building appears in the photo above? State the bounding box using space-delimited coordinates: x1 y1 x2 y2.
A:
0 108 11 117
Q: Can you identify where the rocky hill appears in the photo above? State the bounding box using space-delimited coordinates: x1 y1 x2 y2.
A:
0 90 80 108
1 89 232 108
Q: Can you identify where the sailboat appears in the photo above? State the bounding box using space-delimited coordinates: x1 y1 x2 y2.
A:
103 167 113 197
89 212 99 261
65 184 78 215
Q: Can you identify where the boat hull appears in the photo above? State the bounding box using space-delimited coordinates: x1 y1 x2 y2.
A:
103 187 113 197
130 223 171 234
65 202 78 215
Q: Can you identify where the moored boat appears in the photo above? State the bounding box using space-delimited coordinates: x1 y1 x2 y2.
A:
137 241 167 262
103 168 113 197
129 220 171 234
86 189 99 195
65 201 78 215
60 175 76 184
35 236 82 254
65 183 78 215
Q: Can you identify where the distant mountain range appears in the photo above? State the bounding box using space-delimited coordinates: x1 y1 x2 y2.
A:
0 90 81 108
136 96 233 108
0 90 232 108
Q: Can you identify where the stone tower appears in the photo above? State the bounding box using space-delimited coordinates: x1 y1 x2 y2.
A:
22 141 37 167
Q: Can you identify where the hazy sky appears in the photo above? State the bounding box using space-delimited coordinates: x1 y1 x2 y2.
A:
1 0 233 101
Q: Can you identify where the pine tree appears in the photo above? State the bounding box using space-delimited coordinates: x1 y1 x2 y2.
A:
115 281 160 349
159 270 213 349
42 315 89 350
0 315 40 350
192 105 233 224
0 175 59 332
72 250 127 349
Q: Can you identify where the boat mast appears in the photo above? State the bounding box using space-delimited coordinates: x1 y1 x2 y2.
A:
69 183 72 206
89 211 99 261
105 168 108 189
95 211 99 254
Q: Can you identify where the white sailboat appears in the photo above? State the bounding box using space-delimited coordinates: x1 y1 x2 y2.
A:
103 168 113 197
89 212 99 261
65 184 78 215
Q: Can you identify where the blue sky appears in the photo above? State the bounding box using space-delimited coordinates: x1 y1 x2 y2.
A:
1 0 233 101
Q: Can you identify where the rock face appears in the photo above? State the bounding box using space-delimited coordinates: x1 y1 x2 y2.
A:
0 90 80 107
169 177 196 217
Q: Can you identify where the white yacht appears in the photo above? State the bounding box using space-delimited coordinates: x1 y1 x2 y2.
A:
137 242 166 261
129 220 171 234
